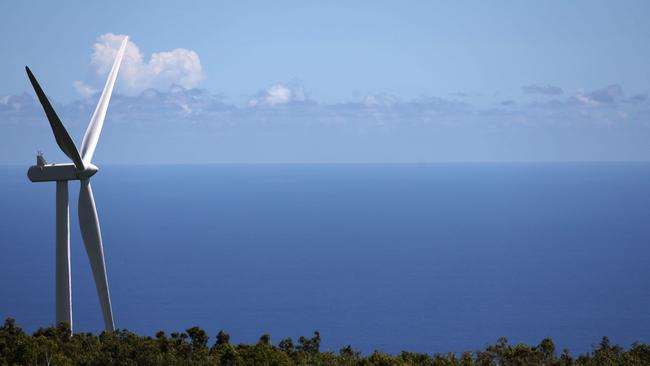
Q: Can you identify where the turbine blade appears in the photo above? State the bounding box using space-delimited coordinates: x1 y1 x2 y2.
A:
80 36 128 165
78 179 115 331
25 67 85 171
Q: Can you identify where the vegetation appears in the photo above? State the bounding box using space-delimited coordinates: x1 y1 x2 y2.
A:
1 318 649 365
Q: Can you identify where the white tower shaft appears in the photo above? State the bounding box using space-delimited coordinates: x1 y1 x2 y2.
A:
55 181 72 330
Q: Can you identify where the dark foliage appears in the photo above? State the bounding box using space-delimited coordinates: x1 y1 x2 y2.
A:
1 318 649 365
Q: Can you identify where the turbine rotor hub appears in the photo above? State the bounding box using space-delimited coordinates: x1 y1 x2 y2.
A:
81 163 99 178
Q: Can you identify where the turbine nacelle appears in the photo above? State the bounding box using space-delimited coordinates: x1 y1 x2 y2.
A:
27 159 98 182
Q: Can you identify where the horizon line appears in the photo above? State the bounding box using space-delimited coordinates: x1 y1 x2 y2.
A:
2 160 650 167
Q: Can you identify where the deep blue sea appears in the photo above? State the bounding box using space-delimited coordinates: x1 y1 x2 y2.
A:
1 163 649 355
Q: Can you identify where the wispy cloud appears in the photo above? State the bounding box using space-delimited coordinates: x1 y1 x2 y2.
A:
575 84 624 106
73 80 97 98
627 93 648 103
362 94 398 108
248 82 308 107
4 83 650 164
6 83 644 128
522 84 564 96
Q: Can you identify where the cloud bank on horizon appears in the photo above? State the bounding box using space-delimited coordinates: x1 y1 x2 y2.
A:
1 33 650 164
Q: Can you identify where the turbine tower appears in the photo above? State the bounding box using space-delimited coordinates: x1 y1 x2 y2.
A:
26 36 129 332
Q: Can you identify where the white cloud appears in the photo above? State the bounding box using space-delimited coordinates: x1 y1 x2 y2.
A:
575 84 624 107
248 83 307 107
73 80 97 98
575 93 600 107
85 33 204 95
363 94 398 107
521 84 564 96
0 93 34 111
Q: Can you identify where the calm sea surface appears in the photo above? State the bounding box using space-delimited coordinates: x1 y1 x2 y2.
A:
1 163 649 354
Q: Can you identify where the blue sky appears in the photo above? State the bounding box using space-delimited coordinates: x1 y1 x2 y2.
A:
1 0 650 163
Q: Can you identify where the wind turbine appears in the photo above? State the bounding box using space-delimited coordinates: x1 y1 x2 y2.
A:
26 36 129 332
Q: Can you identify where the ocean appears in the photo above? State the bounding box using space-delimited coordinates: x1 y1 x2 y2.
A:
1 163 649 355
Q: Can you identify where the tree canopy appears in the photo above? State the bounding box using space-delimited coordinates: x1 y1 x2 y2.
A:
1 318 648 366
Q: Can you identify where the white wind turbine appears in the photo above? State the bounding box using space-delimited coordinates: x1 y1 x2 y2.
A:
26 36 129 332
